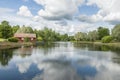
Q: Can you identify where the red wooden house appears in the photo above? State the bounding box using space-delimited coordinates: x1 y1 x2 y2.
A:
14 33 36 42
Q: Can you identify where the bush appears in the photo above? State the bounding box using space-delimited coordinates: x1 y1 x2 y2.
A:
24 37 30 42
8 37 18 42
37 37 43 41
102 36 113 43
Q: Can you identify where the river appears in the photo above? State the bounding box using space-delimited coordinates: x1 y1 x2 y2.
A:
0 42 120 80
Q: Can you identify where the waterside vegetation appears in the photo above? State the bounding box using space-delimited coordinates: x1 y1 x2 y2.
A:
0 20 120 49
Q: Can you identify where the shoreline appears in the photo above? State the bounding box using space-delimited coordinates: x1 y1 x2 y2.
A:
73 41 120 48
0 42 34 50
0 41 120 50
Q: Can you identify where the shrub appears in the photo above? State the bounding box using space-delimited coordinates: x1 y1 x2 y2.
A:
8 37 18 42
102 36 113 43
37 37 43 41
24 37 30 42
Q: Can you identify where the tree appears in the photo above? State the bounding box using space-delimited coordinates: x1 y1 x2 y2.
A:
112 24 120 41
60 34 69 41
12 25 20 34
68 36 75 41
88 30 98 41
97 27 109 40
0 25 2 38
0 21 13 39
37 27 61 41
16 25 34 33
102 36 113 43
74 32 87 41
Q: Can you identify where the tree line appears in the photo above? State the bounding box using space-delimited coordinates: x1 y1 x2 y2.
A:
0 20 73 41
0 20 120 43
74 24 120 43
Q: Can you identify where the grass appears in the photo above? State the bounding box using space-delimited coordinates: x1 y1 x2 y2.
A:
0 42 34 49
73 41 120 48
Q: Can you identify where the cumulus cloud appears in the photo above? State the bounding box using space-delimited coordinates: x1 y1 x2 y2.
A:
16 62 31 73
34 0 85 20
55 20 68 26
78 14 103 23
17 5 33 17
86 0 120 24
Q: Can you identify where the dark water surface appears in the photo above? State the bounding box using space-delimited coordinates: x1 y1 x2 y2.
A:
0 42 120 80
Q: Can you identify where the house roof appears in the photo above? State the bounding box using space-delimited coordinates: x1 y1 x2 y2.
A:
14 33 36 38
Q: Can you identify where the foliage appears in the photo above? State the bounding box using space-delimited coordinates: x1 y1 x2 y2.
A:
98 27 109 40
37 37 43 41
8 37 18 42
88 30 98 41
16 25 34 33
1 20 120 43
36 27 61 41
102 36 113 43
68 36 75 41
0 21 13 39
60 34 69 41
24 37 30 42
112 24 120 41
12 25 20 34
74 32 87 41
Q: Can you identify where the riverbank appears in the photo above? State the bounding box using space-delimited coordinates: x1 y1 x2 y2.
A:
0 42 34 49
73 41 120 48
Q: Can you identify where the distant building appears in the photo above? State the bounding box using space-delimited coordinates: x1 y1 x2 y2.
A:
14 33 36 42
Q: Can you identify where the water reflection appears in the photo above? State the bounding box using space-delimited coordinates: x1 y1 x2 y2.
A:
0 49 13 66
0 42 120 80
33 61 82 80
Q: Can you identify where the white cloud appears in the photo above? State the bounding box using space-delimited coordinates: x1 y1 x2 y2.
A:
0 8 14 15
17 62 31 73
78 14 103 23
1 0 116 34
86 0 120 24
34 0 85 20
17 5 33 17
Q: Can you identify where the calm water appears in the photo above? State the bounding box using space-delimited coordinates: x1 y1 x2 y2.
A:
0 42 120 80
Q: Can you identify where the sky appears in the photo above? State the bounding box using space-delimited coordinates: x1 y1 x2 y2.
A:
0 0 119 35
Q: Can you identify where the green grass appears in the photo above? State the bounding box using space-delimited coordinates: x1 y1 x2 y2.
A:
73 41 120 48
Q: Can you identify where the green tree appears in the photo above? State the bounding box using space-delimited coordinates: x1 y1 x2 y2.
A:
0 21 13 39
97 27 109 40
12 25 20 34
37 27 61 41
60 34 69 41
16 25 34 33
102 36 113 43
88 30 98 41
74 32 87 41
68 36 75 41
0 25 2 38
112 24 120 41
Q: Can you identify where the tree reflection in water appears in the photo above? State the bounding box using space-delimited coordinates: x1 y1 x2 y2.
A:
0 49 13 66
73 42 120 65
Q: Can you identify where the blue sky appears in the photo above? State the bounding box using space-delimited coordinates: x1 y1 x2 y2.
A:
0 0 119 35
0 0 41 15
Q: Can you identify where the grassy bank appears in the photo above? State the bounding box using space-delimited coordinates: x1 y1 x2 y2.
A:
0 42 34 49
73 41 120 48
